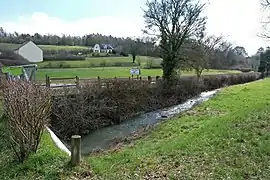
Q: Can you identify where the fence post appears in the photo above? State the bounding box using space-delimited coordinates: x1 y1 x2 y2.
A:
45 75 51 88
75 76 80 87
148 76 152 84
71 135 81 166
45 74 48 87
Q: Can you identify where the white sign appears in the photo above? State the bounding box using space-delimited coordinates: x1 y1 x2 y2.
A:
130 68 140 75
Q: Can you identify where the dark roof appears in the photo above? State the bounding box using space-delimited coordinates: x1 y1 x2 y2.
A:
100 44 113 50
0 41 31 51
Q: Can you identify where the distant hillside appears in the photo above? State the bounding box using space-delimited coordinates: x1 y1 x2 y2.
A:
0 28 159 57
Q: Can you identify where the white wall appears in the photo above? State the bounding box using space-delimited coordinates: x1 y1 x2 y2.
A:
93 44 100 53
18 41 43 63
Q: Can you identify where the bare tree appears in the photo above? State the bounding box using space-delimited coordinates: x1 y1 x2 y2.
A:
143 0 207 82
261 0 270 7
183 33 223 78
260 0 270 38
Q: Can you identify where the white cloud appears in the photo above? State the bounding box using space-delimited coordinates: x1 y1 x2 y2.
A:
0 12 145 38
0 0 269 55
204 0 268 55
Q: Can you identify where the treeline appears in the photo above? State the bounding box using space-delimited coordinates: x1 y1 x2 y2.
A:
0 27 159 57
0 27 259 70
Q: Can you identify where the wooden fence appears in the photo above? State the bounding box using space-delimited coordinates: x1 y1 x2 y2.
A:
44 75 161 88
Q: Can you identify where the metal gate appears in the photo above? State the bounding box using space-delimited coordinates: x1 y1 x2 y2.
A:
1 64 38 81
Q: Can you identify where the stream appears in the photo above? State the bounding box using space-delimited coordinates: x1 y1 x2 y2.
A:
80 89 218 155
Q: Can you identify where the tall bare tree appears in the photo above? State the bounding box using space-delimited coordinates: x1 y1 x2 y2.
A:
260 0 270 38
183 33 223 78
143 0 207 81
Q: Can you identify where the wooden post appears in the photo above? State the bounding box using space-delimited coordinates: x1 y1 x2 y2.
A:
75 76 80 87
45 75 51 88
148 76 152 84
48 76 51 88
71 135 81 166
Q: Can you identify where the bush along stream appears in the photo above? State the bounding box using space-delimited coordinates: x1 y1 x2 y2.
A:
49 72 261 153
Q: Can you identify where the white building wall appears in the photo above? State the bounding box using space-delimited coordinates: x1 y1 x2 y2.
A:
93 44 101 53
18 41 43 63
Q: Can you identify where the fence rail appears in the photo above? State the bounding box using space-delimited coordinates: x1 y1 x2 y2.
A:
44 75 160 88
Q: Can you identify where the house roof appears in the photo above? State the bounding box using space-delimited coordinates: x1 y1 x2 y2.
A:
100 44 113 50
0 41 31 51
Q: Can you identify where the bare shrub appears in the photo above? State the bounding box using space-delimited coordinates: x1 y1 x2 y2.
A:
50 72 261 140
3 80 52 162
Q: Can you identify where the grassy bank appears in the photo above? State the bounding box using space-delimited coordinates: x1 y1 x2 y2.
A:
86 79 270 179
36 67 240 81
0 118 92 180
1 78 268 179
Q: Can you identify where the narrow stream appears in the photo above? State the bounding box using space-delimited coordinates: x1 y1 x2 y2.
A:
80 89 218 155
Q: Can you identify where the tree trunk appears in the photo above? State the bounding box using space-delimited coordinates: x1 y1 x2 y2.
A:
162 57 177 83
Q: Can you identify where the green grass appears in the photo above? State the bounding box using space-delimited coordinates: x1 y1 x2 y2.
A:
86 79 270 179
1 78 270 179
38 56 162 69
0 121 66 179
36 67 240 81
0 119 92 180
38 45 89 51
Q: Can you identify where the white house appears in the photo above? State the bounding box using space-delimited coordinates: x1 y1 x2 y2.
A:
93 44 114 53
0 41 43 63
14 41 43 63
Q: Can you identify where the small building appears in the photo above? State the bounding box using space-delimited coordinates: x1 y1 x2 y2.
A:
0 41 43 63
93 44 114 53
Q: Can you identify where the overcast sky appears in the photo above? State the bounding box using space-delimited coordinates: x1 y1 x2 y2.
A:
0 0 268 55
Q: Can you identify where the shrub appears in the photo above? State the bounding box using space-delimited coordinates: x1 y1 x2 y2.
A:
238 68 253 73
100 60 107 69
3 81 51 162
43 49 92 56
112 49 117 54
0 49 30 65
50 72 261 140
43 55 85 61
92 53 100 57
120 52 129 57
113 62 139 67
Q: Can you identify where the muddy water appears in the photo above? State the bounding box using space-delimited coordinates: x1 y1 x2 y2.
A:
80 90 218 155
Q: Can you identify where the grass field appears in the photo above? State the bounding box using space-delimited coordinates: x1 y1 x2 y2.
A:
38 45 90 51
86 79 270 179
38 56 162 69
36 67 241 81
